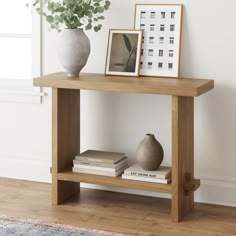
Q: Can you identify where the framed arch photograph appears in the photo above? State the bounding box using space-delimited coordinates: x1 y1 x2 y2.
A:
105 29 143 77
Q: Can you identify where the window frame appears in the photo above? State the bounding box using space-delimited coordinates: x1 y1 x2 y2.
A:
0 6 44 104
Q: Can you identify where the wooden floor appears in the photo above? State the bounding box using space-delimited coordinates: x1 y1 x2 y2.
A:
0 178 235 236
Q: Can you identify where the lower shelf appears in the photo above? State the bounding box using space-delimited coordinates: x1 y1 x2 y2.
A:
57 170 172 194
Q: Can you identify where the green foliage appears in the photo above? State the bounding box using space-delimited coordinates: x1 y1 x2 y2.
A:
32 0 111 32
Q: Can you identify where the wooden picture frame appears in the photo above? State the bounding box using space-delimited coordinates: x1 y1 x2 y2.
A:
134 4 183 78
105 29 143 77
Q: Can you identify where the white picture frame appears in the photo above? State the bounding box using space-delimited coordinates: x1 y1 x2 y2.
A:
105 29 143 77
134 4 183 78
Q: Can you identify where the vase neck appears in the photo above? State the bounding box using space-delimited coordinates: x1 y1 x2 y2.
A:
145 134 155 140
64 28 83 32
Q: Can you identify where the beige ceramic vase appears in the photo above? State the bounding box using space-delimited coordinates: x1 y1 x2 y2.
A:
136 134 164 171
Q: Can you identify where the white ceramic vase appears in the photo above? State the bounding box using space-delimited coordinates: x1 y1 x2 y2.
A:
58 29 91 77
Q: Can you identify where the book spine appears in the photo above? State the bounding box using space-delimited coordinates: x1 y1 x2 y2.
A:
72 167 124 177
122 174 170 184
123 171 168 180
75 157 112 163
73 159 128 168
75 156 126 164
73 163 128 173
74 160 114 168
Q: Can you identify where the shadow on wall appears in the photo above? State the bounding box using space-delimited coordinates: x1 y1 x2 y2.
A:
80 90 115 152
109 93 172 165
180 5 193 78
195 82 236 176
175 4 236 180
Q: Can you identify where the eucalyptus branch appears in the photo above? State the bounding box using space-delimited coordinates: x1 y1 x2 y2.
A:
30 0 111 32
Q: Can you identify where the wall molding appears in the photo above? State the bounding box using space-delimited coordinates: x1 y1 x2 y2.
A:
0 156 51 183
0 153 49 163
194 176 236 207
0 89 46 104
197 175 236 184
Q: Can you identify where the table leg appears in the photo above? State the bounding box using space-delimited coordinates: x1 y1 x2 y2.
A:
52 88 80 204
171 96 194 222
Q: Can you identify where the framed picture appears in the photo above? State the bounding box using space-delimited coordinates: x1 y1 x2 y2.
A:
105 29 143 77
134 4 183 78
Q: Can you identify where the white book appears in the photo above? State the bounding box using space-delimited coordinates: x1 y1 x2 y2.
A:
122 174 171 184
124 164 171 180
73 162 128 173
72 166 125 177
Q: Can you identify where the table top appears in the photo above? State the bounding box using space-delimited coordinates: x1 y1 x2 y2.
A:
33 72 214 97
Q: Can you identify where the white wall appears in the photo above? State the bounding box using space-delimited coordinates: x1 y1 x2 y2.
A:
0 0 236 207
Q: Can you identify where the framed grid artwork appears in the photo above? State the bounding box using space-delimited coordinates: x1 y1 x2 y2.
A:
134 4 183 78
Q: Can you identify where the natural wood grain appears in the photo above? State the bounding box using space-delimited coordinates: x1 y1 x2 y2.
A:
33 72 214 97
52 88 80 204
34 72 214 222
0 178 236 236
171 96 194 222
184 179 200 192
57 169 172 194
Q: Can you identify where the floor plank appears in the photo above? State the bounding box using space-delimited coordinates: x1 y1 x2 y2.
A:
0 178 235 236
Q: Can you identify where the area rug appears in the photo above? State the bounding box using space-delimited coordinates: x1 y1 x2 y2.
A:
0 215 131 236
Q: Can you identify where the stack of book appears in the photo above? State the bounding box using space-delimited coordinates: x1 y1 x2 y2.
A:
122 164 171 184
73 150 128 177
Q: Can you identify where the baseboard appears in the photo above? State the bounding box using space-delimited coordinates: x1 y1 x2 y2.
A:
194 176 236 207
81 176 236 207
0 156 51 183
0 156 235 207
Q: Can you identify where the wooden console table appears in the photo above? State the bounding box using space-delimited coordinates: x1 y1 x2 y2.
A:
34 72 214 222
